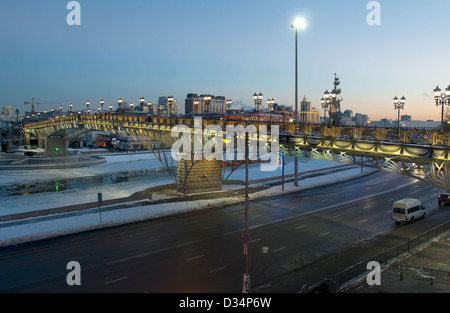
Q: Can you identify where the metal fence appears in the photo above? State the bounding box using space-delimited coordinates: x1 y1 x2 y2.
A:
385 265 450 285
335 220 450 290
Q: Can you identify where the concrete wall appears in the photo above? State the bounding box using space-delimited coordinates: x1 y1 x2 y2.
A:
177 158 222 194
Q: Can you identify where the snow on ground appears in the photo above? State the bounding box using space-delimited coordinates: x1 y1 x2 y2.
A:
0 151 376 246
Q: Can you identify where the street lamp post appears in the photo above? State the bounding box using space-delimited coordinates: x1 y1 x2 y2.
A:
321 97 328 126
147 102 153 117
86 101 90 113
226 99 232 120
253 92 263 124
204 95 212 117
291 17 306 124
242 130 250 293
168 96 174 117
100 99 104 113
393 96 406 129
434 85 450 133
291 17 306 188
118 98 123 114
193 100 199 116
267 98 275 123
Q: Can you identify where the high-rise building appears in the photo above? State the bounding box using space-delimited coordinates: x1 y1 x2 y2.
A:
401 114 412 121
299 97 320 124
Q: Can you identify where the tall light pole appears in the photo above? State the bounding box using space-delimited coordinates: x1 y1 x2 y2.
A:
242 129 250 293
100 99 104 113
434 85 450 133
291 17 306 188
291 17 306 124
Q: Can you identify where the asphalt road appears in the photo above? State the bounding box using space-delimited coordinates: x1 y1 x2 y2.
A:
1 170 449 293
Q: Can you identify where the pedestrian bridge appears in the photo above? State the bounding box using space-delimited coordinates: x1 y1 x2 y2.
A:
22 114 450 191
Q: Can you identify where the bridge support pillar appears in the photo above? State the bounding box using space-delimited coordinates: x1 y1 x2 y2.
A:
177 158 222 194
45 136 68 156
23 131 31 147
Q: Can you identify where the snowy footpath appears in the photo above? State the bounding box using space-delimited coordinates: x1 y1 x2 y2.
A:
0 152 377 247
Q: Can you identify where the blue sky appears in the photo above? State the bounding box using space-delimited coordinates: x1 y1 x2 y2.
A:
1 0 450 120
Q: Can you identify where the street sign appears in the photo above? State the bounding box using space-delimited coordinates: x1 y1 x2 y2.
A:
242 233 250 244
243 244 248 255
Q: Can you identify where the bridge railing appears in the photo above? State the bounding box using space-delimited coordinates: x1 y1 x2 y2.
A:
23 115 449 147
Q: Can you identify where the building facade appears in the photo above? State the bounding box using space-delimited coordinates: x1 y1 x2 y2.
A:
185 93 227 115
158 96 178 116
299 97 320 124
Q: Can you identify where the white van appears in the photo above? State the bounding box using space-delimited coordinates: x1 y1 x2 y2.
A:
392 198 426 224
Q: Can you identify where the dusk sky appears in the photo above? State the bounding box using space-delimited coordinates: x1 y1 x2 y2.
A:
1 0 450 121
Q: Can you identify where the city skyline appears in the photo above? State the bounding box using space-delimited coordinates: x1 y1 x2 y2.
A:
1 0 450 121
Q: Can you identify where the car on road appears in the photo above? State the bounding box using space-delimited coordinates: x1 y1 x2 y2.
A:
438 193 450 206
392 198 426 224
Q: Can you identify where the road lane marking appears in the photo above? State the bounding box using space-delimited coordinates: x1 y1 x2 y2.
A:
410 190 420 194
332 215 341 218
104 277 128 285
186 255 205 262
358 219 367 223
72 255 90 261
144 238 160 244
106 239 204 266
319 232 330 237
106 180 418 267
272 247 286 253
251 215 262 219
209 266 228 273
249 238 261 244
363 205 371 210
128 232 145 237
296 225 307 229
204 225 216 230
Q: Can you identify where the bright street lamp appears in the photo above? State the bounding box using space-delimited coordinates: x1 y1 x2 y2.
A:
434 85 450 133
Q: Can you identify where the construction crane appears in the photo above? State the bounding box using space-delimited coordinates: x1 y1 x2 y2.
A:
24 98 61 115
